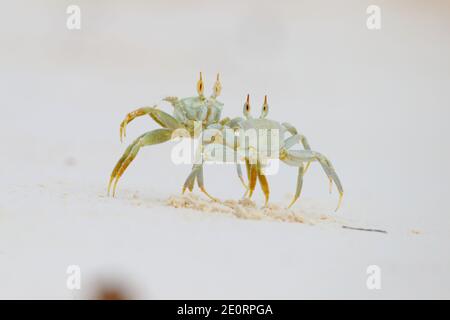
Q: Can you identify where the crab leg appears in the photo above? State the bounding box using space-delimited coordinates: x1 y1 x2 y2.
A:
182 165 198 193
282 125 313 174
241 162 270 206
239 133 311 205
284 134 312 175
284 133 311 151
242 159 252 198
257 167 270 207
247 163 258 198
282 122 298 136
196 165 218 201
287 163 305 209
182 164 218 201
119 106 182 142
236 163 249 190
108 128 173 196
282 149 344 211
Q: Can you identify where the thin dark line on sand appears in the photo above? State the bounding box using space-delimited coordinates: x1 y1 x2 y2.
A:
342 225 388 234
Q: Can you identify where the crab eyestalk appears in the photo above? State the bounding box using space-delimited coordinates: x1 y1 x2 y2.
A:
196 72 204 98
212 73 222 98
243 94 251 119
260 95 269 119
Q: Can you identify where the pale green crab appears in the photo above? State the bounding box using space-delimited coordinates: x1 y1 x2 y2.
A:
108 72 239 200
201 95 344 211
107 73 343 211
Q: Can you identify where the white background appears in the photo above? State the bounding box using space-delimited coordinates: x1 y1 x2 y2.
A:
0 0 449 299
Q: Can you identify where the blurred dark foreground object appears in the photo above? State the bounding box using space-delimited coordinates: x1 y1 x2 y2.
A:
92 280 135 300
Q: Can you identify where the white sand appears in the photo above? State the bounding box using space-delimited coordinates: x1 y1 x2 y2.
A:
1 1 450 299
0 173 445 299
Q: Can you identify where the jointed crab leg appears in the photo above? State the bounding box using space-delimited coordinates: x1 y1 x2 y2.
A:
257 167 270 206
242 159 252 198
182 164 198 193
284 133 311 150
236 163 249 191
119 106 182 142
284 134 312 175
196 165 218 201
247 163 258 198
282 124 312 174
240 161 270 206
108 128 173 196
287 163 305 209
281 122 298 136
182 164 217 201
109 106 184 196
281 149 343 211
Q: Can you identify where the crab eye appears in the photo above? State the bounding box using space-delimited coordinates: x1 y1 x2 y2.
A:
213 73 222 97
196 72 204 96
245 94 250 111
261 95 268 117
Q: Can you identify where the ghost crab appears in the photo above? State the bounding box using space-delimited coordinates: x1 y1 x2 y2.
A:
107 73 344 211
202 95 344 211
108 72 236 200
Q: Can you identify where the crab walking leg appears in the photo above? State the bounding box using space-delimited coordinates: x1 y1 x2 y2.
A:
282 122 298 135
243 159 252 198
247 163 258 199
284 133 311 151
182 165 199 193
108 142 135 195
283 162 304 209
282 149 344 211
283 129 313 174
119 107 182 142
181 164 218 201
303 162 312 175
108 129 173 196
196 165 218 201
245 159 251 179
236 163 249 190
257 167 270 206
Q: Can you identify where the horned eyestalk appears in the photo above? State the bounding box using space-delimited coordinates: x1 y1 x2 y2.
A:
196 72 204 97
212 73 222 98
260 95 269 119
243 94 251 119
